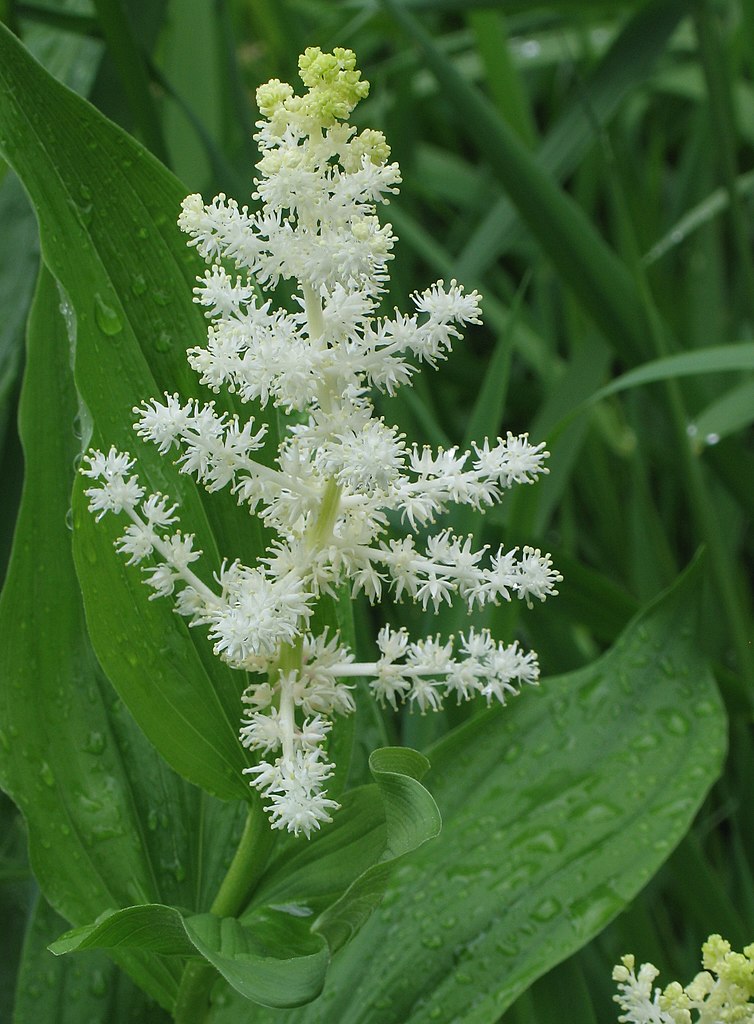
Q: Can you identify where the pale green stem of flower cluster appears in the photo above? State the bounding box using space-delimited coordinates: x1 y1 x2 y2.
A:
277 635 303 761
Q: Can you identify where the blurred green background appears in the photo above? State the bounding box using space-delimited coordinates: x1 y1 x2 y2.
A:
1 1 753 1020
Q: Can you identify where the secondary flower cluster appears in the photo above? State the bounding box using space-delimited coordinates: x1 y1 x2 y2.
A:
613 935 754 1023
81 47 560 837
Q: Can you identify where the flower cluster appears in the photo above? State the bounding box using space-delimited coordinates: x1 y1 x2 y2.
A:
81 48 560 837
613 935 754 1023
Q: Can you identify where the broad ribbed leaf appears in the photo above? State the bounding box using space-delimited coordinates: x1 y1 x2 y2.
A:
0 263 246 1010
0 21 275 799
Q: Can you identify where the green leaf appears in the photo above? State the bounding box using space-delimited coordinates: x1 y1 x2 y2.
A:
51 903 329 1009
0 21 271 800
0 174 38 440
692 378 754 444
14 896 170 1024
643 170 754 266
0 261 247 1010
51 905 199 958
311 748 441 951
213 559 725 1023
588 342 754 402
51 747 439 1008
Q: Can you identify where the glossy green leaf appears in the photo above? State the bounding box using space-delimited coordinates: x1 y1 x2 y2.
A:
14 897 169 1024
589 343 754 402
185 912 328 1007
51 747 438 1008
692 378 754 443
211 560 725 1024
643 170 754 265
0 262 247 1010
311 748 441 951
51 903 329 1009
0 21 273 800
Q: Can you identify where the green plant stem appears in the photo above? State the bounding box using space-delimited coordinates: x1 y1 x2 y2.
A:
172 799 275 1024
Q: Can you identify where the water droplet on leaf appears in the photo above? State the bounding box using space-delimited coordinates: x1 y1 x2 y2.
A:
94 295 123 336
131 274 147 296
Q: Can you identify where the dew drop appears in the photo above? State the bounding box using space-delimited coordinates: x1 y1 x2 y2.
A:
694 700 715 717
577 801 619 824
495 937 519 957
659 708 689 735
40 762 55 787
131 274 147 296
154 330 172 353
532 897 561 922
94 294 123 336
568 886 622 938
84 731 106 755
68 196 93 226
89 970 107 997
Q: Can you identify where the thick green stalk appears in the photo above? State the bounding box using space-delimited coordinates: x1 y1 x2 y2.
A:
172 800 275 1024
310 478 343 547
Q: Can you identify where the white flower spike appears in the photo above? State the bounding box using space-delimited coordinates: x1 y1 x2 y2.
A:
82 47 560 838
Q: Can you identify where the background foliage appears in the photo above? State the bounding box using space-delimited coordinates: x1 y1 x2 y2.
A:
0 0 751 1021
